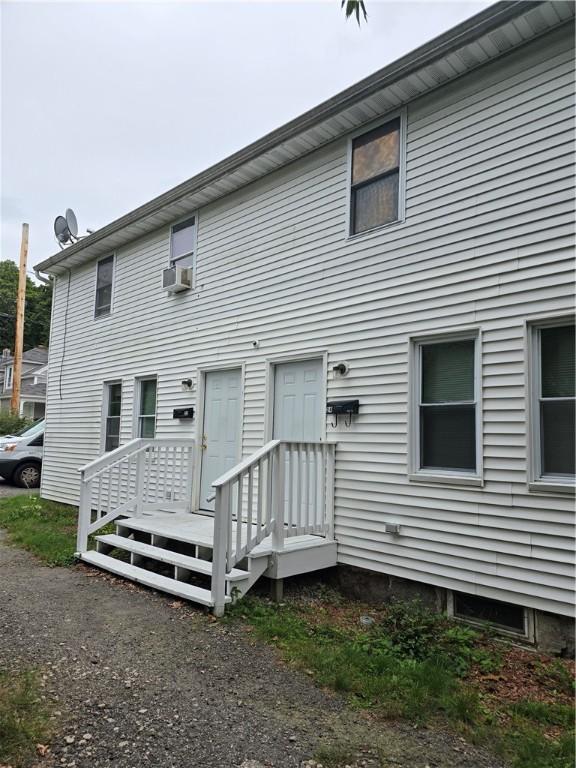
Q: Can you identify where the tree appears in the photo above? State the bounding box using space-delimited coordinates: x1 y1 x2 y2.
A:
0 260 53 352
342 0 367 25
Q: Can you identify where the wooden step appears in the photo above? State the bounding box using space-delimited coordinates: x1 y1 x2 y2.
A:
96 534 249 582
116 516 215 549
80 551 230 607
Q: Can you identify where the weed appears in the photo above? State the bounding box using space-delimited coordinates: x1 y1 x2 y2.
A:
0 669 50 768
0 494 78 566
228 595 574 768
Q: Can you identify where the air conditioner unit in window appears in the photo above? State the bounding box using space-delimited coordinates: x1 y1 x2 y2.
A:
162 266 191 293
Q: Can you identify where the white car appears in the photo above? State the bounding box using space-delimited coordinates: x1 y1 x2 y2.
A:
0 419 44 487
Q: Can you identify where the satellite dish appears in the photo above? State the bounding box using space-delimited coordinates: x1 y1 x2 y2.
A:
65 208 78 238
54 215 71 245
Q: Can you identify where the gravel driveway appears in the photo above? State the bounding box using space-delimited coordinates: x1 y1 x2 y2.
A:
0 477 29 498
0 537 504 768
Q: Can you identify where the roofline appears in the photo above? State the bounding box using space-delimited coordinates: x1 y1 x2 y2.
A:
35 1 545 273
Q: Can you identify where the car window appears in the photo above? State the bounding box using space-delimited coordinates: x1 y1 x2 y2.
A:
13 419 45 438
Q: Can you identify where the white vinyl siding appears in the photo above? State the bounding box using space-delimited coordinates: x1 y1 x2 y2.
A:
41 25 575 616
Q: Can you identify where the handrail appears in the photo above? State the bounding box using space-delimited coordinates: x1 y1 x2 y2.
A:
79 438 146 478
77 437 196 554
212 440 280 488
210 439 336 616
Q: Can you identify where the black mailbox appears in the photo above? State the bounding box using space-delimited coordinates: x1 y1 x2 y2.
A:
326 400 359 427
173 407 195 420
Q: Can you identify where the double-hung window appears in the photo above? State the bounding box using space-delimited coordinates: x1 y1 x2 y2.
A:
95 255 114 318
411 333 481 482
170 217 196 268
529 320 575 489
137 378 157 438
104 382 122 451
350 117 402 235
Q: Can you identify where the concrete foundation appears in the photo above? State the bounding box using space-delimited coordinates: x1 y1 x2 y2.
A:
333 565 575 657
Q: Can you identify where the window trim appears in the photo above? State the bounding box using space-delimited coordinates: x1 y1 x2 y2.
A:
94 253 116 319
134 375 158 439
447 591 535 643
101 380 122 452
169 213 198 275
345 108 407 240
526 315 575 494
408 328 483 486
4 364 13 391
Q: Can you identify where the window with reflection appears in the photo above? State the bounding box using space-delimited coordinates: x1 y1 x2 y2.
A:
350 118 401 235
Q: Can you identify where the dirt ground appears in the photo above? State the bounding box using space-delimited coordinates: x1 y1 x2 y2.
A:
0 537 505 768
0 478 29 498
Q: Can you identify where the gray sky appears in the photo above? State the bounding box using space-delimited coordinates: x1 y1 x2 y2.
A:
1 0 491 273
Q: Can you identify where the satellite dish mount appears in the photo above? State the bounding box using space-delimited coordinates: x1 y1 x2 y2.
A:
53 208 88 248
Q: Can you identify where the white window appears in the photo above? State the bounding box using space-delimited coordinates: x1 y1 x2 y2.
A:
410 332 481 484
528 319 575 490
103 382 122 452
137 377 157 438
170 216 196 268
95 255 114 318
349 114 405 236
4 365 13 391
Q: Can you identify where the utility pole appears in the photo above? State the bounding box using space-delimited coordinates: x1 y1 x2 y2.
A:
11 223 29 414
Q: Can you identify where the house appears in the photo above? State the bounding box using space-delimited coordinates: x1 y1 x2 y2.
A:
0 346 48 420
35 2 574 650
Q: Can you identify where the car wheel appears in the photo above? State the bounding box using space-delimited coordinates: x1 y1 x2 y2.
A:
13 462 41 489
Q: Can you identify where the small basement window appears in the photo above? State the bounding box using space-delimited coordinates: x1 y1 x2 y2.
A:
450 592 530 637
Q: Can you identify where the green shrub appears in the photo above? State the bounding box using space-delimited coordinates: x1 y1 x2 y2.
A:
0 412 32 437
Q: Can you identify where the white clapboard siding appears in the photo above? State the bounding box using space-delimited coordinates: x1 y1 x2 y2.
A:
42 24 575 615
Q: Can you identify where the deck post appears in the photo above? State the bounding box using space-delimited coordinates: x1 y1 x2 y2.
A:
184 444 194 514
134 450 145 517
211 485 228 616
77 471 91 553
272 443 285 552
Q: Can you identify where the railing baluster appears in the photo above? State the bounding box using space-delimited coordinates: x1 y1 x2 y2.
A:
287 442 293 533
266 453 273 527
256 458 263 532
318 445 326 532
236 474 243 561
247 466 253 548
296 444 303 532
303 443 310 533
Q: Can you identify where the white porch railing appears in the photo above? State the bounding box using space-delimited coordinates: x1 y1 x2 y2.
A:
211 440 335 615
77 438 195 553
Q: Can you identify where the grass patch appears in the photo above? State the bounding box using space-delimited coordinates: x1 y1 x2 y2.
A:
0 669 50 767
228 595 575 768
0 494 79 566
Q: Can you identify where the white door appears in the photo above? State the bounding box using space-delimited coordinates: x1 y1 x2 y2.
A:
273 359 324 525
199 369 242 512
273 358 324 441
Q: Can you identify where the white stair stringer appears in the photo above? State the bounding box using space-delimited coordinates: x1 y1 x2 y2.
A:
80 550 229 607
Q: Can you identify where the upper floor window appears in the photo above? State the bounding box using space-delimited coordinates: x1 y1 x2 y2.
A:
95 255 114 318
170 217 196 268
529 320 575 489
104 381 122 452
410 332 481 484
4 365 13 391
137 377 157 438
350 117 402 235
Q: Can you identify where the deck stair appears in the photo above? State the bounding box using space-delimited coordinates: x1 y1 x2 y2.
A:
76 438 336 614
